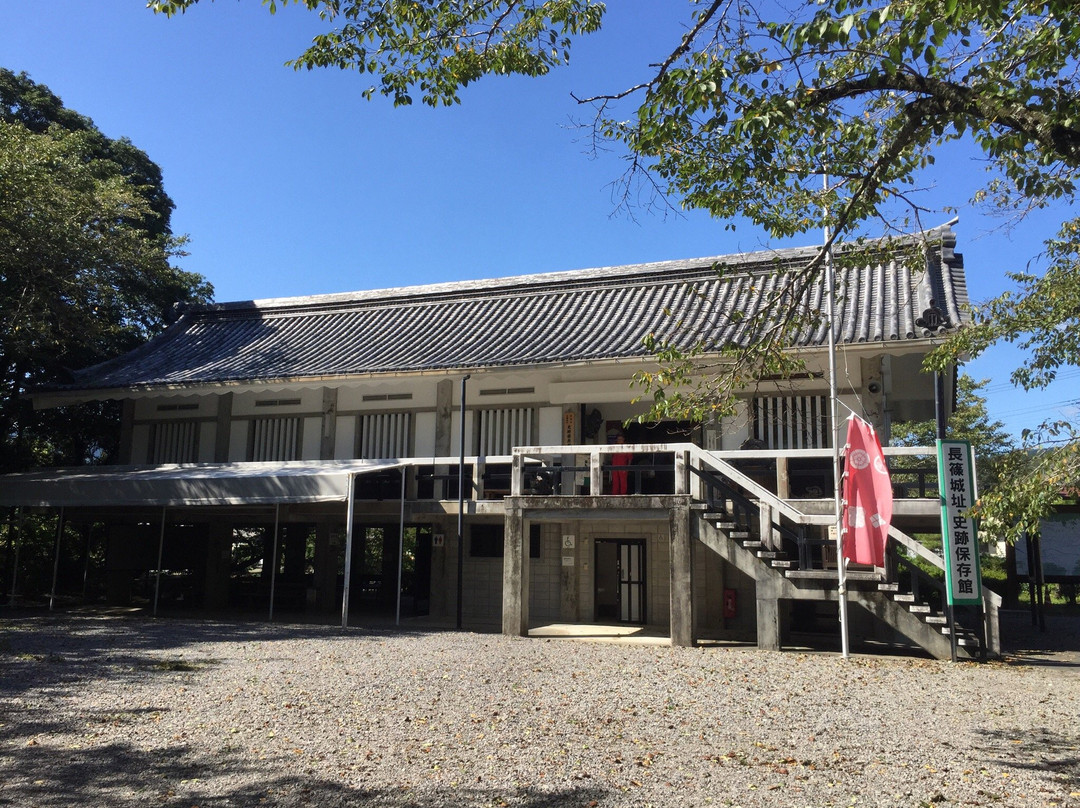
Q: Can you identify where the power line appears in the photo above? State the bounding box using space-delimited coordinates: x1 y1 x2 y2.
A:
978 369 1080 395
993 398 1079 420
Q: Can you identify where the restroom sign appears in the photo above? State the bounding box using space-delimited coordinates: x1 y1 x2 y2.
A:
937 440 982 606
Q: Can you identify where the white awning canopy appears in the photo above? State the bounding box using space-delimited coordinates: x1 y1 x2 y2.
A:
0 459 404 508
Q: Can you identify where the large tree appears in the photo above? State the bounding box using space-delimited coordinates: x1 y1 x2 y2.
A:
0 68 213 471
149 0 1080 532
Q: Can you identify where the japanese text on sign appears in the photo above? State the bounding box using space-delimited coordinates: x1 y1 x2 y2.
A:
937 440 983 606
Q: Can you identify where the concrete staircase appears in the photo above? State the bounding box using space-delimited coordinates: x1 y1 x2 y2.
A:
694 504 983 660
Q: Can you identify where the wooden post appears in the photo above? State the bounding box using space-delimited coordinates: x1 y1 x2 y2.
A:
776 456 791 499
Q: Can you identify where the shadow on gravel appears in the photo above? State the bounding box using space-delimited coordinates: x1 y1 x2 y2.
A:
0 739 608 808
977 726 1080 793
999 611 1080 668
0 613 439 700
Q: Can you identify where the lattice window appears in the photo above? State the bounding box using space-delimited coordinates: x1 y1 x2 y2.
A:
750 395 831 449
476 408 533 456
148 420 200 464
249 417 301 461
358 412 411 459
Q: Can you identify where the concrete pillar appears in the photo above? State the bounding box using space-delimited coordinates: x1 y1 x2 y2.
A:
502 504 529 636
669 497 695 647
755 574 783 651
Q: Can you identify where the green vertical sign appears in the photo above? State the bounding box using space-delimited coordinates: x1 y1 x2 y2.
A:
937 439 983 606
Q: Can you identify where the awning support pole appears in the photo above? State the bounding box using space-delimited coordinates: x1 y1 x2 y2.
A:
268 503 281 623
456 374 470 629
9 507 22 606
396 466 406 626
153 506 166 617
48 507 65 612
341 473 356 629
82 522 94 599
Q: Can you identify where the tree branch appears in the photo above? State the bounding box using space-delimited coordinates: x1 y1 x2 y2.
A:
806 72 1080 164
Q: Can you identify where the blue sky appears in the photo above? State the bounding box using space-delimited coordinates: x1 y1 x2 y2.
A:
1 1 1076 439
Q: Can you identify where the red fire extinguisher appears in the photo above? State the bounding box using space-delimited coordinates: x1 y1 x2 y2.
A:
723 588 737 618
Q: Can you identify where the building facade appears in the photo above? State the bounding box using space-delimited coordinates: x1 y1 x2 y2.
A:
2 225 996 657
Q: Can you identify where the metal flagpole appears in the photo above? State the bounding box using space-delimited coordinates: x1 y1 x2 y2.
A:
824 173 850 659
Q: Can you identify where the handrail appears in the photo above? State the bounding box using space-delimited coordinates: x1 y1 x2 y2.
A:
888 524 946 571
511 442 946 566
705 446 937 460
687 444 834 527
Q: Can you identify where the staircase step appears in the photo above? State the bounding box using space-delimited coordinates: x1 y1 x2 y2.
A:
786 569 881 582
877 583 900 592
729 531 751 540
923 615 948 625
893 593 916 603
741 540 764 549
755 551 780 559
940 626 978 638
702 512 731 522
908 604 932 614
770 560 797 569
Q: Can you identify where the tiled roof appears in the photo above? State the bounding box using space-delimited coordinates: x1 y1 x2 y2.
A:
53 226 968 393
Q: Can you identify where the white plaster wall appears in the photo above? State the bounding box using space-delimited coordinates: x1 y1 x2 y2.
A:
130 424 150 464
537 406 563 445
414 411 436 456
449 410 475 455
231 389 321 417
228 420 249 462
302 417 322 460
132 395 215 420
337 379 437 411
334 415 356 459
198 423 217 463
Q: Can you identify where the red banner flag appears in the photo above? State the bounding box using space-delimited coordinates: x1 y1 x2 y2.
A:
841 415 892 566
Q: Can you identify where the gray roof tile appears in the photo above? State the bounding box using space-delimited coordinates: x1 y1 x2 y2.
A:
53 227 968 393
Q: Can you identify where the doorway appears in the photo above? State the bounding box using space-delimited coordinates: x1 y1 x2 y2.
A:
594 539 646 623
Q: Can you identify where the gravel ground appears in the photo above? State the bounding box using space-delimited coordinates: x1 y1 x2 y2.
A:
1 612 1078 808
